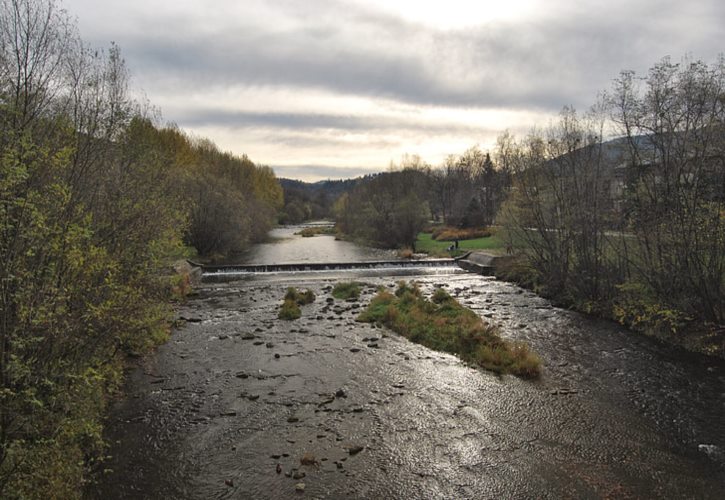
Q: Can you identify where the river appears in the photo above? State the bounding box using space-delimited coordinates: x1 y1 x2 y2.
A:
92 225 725 499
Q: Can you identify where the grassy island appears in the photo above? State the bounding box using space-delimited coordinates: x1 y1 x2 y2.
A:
357 282 541 378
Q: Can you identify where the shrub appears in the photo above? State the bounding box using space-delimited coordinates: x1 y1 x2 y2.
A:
279 287 315 319
332 282 362 300
296 226 336 237
279 298 301 320
432 226 493 241
612 281 690 334
397 247 414 259
284 287 316 305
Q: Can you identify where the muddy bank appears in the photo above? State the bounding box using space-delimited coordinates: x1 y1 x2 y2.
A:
91 272 725 499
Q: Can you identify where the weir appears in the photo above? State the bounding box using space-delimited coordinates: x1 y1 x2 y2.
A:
193 258 469 282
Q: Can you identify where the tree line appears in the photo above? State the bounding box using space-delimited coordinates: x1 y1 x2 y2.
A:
333 152 511 249
498 57 724 346
0 0 281 496
330 56 723 353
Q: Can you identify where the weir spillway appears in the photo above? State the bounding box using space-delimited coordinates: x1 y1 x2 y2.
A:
194 258 471 282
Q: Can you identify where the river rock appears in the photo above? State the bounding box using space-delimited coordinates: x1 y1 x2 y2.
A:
295 483 305 492
698 444 722 457
348 445 364 455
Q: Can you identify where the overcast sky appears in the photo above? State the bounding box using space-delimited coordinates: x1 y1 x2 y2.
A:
62 0 723 181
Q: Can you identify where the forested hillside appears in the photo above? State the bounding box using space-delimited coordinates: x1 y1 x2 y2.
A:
0 1 281 496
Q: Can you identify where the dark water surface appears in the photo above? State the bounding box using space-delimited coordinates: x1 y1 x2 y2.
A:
235 224 397 265
92 228 725 499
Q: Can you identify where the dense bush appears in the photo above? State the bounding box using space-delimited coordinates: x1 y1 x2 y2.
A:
279 288 316 320
334 168 431 249
0 1 282 496
431 226 493 241
332 282 362 300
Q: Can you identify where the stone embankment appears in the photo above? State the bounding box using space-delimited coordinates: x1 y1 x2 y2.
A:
456 251 513 276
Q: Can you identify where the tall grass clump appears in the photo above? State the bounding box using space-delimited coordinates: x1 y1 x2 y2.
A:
332 282 362 300
279 287 316 320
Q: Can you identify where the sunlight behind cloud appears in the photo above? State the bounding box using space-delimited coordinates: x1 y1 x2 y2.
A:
346 0 539 29
163 85 551 180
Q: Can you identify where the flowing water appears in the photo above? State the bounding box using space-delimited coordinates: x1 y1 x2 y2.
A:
92 226 725 499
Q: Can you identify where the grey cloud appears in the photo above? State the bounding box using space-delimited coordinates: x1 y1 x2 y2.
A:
74 0 725 113
174 109 494 137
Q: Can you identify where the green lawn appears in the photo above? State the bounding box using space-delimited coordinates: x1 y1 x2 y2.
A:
415 232 505 257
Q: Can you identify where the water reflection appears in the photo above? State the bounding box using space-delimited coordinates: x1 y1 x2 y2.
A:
234 224 397 265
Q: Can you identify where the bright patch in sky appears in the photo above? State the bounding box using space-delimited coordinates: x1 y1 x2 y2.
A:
348 0 538 28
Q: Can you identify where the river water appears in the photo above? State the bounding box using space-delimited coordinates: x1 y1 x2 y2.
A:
92 226 725 499
237 224 397 265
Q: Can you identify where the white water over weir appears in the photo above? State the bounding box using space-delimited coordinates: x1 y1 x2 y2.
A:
194 258 478 282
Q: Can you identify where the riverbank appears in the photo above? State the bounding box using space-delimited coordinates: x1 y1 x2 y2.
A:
494 254 725 360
